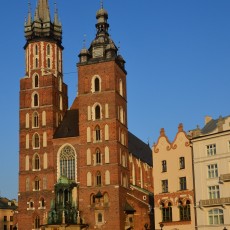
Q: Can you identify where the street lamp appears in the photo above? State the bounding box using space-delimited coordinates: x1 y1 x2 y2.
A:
160 223 164 230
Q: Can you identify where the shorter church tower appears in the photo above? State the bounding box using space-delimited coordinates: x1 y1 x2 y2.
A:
18 1 68 229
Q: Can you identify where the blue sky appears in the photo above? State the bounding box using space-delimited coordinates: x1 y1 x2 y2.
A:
0 1 230 199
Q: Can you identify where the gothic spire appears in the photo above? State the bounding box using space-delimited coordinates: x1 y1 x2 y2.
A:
26 1 32 25
36 0 51 22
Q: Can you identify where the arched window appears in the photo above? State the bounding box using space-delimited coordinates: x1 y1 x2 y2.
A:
208 209 224 224
95 77 100 92
33 112 39 128
33 133 40 149
95 126 101 141
179 200 191 221
96 149 101 164
28 199 34 209
161 201 172 222
33 154 40 170
33 74 39 88
33 93 39 107
34 177 40 191
60 145 76 180
47 44 50 55
34 216 40 229
35 44 38 55
95 105 101 119
96 171 101 186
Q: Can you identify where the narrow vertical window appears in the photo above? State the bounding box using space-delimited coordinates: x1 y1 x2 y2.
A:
26 113 30 128
95 126 101 141
162 160 167 172
119 79 123 96
35 44 38 55
179 177 187 190
96 149 101 164
105 146 110 164
95 105 101 119
33 112 39 128
96 171 102 186
47 44 50 55
42 111 46 126
35 58 38 68
162 179 168 193
34 216 40 229
95 77 100 92
34 177 40 191
34 154 40 170
161 202 172 222
33 133 40 149
34 74 39 88
179 157 185 169
33 93 39 107
179 200 191 221
47 58 51 68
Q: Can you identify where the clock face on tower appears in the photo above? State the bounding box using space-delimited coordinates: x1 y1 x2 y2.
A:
93 47 103 58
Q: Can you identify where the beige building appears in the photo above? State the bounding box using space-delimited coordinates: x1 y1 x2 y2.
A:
0 197 17 230
153 124 195 230
191 115 230 229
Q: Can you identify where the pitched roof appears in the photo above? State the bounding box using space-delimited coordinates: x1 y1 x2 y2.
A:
54 110 79 138
0 197 17 210
128 131 152 166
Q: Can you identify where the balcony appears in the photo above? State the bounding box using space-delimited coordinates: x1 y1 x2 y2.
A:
200 197 230 207
219 173 230 183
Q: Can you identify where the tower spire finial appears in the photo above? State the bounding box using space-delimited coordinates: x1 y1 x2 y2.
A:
26 0 32 25
100 0 104 9
83 34 87 48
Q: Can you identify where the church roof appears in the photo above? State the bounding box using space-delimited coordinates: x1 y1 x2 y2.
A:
54 110 79 138
128 132 152 166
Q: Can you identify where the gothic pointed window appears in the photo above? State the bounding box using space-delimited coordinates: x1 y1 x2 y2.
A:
59 145 76 180
95 105 101 119
34 177 40 191
33 154 40 170
33 133 40 149
33 112 39 128
33 74 39 88
95 125 101 142
33 93 39 107
96 149 101 164
95 77 100 92
96 171 102 186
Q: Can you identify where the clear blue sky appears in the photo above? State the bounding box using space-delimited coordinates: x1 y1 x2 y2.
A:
0 1 230 199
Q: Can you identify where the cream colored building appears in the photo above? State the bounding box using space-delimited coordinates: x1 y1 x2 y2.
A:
153 124 195 230
0 197 17 230
191 115 230 229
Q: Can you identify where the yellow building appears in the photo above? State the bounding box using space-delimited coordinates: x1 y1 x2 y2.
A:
0 197 17 230
153 124 195 230
191 115 230 229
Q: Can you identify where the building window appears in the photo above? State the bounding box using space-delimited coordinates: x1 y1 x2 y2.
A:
35 58 38 68
98 213 103 223
179 157 185 169
34 216 40 229
161 202 172 222
162 180 168 193
47 44 50 55
33 93 39 107
96 171 102 186
4 216 7 221
33 112 39 128
35 44 38 55
162 160 167 172
34 154 40 170
208 164 218 178
96 149 101 164
39 198 45 208
179 177 187 190
33 133 40 149
34 178 40 191
95 126 101 141
207 144 216 156
179 200 191 221
94 77 100 92
60 145 76 180
95 105 101 119
10 216 13 222
47 58 51 68
208 185 220 199
208 209 224 224
33 74 39 88
28 199 34 209
4 225 7 230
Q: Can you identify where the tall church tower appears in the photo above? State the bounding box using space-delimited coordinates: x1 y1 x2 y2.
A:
76 6 130 229
18 1 67 229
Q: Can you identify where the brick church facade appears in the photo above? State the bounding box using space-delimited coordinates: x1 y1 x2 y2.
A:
18 1 154 229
